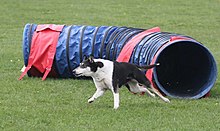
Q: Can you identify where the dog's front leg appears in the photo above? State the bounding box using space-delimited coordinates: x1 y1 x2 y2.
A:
88 89 105 103
110 87 119 109
113 92 119 109
88 79 106 103
105 78 120 109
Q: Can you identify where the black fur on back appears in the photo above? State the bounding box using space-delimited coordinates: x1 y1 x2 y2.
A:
112 62 152 93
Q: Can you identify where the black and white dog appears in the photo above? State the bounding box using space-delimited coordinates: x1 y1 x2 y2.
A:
73 56 170 109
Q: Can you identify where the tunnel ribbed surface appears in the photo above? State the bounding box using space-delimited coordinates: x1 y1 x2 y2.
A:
22 24 217 98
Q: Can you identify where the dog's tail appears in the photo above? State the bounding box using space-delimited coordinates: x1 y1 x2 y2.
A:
136 63 160 69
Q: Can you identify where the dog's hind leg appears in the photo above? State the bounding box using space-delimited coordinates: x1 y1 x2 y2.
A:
150 85 170 103
125 84 131 92
142 87 156 97
127 80 155 97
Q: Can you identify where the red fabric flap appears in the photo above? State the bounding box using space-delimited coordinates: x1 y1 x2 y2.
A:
36 24 64 32
19 24 64 80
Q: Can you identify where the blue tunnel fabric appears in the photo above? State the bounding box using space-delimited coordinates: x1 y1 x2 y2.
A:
22 24 135 75
128 31 217 99
22 23 217 99
22 24 37 67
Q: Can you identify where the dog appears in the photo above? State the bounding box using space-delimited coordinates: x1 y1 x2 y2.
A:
73 55 170 109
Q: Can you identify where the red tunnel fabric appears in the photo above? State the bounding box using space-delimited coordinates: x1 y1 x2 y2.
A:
19 24 64 80
116 27 160 62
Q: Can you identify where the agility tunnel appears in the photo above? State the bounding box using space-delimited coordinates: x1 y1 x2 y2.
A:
19 23 217 99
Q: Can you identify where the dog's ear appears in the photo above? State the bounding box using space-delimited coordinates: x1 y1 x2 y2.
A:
96 62 104 68
89 54 94 58
88 55 94 63
83 55 88 61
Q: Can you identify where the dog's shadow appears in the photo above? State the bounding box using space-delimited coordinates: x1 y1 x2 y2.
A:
124 99 168 109
85 102 113 110
85 97 168 110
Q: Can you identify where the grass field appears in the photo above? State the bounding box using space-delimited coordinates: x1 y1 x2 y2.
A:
0 0 220 130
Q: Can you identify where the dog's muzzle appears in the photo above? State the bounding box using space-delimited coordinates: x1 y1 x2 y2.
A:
72 70 76 75
72 70 82 77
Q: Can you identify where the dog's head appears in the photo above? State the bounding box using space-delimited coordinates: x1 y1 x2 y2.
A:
73 55 104 77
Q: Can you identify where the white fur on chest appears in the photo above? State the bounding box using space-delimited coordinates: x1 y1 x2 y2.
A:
91 59 114 82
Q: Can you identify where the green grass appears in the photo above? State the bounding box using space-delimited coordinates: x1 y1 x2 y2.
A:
0 0 220 130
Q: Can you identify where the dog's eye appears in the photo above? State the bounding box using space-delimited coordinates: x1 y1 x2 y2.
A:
80 63 86 68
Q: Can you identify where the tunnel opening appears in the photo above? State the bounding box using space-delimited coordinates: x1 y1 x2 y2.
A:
154 41 217 98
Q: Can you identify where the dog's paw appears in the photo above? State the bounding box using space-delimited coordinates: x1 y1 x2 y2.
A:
113 106 119 110
88 98 94 103
163 98 171 103
88 100 94 103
